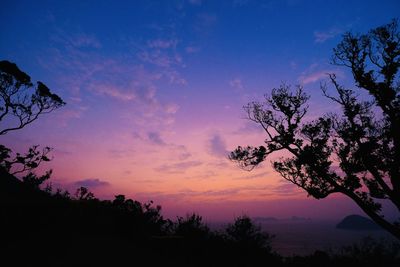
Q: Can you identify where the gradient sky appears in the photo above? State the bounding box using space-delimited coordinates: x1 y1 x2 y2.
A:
1 0 399 221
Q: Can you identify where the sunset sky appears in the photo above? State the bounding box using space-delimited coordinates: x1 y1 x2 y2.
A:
1 0 399 221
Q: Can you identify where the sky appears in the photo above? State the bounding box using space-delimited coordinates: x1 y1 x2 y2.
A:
1 0 399 222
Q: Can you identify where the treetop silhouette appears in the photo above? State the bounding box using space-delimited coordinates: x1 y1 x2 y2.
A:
0 60 65 187
0 60 65 135
230 19 400 239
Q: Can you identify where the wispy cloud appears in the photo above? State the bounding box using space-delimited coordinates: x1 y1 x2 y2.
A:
314 27 342 43
155 160 203 173
138 50 174 67
298 63 344 85
185 46 200 54
74 178 110 188
51 29 102 49
271 181 301 196
108 148 136 159
88 82 136 101
44 28 186 130
164 103 180 114
208 134 229 158
147 39 179 49
235 171 270 180
299 70 330 84
148 131 167 146
232 121 263 135
70 34 102 48
184 170 217 180
195 13 217 33
299 69 344 85
229 78 244 91
172 144 192 160
188 0 202 5
233 0 249 7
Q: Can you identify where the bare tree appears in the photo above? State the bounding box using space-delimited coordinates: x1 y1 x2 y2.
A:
0 60 65 135
230 20 400 239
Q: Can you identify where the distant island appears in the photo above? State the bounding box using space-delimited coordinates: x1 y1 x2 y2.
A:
336 215 382 231
253 217 279 222
253 216 311 223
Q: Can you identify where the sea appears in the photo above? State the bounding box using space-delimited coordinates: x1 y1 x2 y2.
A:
208 220 397 256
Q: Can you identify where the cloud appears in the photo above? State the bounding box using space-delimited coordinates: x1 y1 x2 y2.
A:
271 182 301 196
71 34 102 48
147 39 178 49
195 13 217 33
299 70 330 84
54 105 87 126
74 178 110 188
229 78 244 91
148 131 167 146
108 148 136 159
314 28 342 43
185 170 217 180
47 28 185 112
299 68 344 85
208 134 229 157
235 171 270 180
137 38 184 70
188 0 202 5
164 103 180 114
136 128 191 159
155 160 202 173
232 121 263 135
197 13 217 26
172 144 192 160
233 0 249 7
51 29 101 49
88 82 136 101
185 46 200 54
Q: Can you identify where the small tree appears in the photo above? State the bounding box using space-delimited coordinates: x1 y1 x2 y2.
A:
225 216 273 251
174 213 210 239
230 20 400 239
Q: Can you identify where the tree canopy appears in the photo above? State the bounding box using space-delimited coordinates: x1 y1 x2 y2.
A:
0 60 65 187
0 60 65 135
230 20 400 239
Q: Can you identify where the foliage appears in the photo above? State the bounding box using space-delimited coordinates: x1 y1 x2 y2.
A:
0 60 65 188
74 186 95 200
0 144 52 174
225 215 273 251
174 213 210 239
230 20 400 239
2 166 399 266
335 237 400 265
0 60 65 135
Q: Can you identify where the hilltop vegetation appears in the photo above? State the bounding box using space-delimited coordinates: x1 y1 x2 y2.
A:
2 169 399 267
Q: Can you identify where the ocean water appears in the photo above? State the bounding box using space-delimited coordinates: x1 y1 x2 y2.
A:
260 221 396 256
208 220 397 256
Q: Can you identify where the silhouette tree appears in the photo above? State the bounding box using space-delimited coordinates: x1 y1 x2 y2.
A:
225 215 273 251
0 144 52 175
75 186 95 201
230 20 400 239
0 60 65 135
174 213 210 239
0 60 65 186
